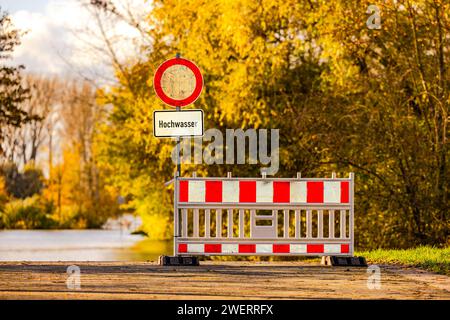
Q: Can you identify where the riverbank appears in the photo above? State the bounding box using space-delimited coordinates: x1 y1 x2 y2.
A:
0 261 448 299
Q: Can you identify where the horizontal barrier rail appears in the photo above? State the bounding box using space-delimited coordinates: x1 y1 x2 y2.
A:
178 179 350 204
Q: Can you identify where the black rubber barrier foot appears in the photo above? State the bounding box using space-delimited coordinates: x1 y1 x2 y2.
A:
158 255 200 266
321 256 368 267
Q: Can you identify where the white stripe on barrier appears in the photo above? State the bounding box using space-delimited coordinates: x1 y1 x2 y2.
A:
256 181 273 202
324 244 341 254
187 243 204 253
222 244 239 253
256 244 272 253
189 181 205 202
222 181 239 203
290 244 307 254
324 181 340 203
290 181 307 203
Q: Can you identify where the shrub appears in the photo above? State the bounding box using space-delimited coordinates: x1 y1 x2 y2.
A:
0 162 44 199
0 195 57 229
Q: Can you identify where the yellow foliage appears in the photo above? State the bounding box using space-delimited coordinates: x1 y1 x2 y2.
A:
97 0 450 248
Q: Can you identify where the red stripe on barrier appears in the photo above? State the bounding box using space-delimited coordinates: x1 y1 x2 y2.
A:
239 244 256 253
273 244 290 253
178 243 187 253
341 244 349 253
179 181 189 202
341 181 349 203
205 181 222 202
205 244 222 253
307 181 323 203
239 181 256 202
307 244 324 253
273 181 290 203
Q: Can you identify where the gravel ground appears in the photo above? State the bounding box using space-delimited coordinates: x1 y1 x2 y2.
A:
0 261 448 299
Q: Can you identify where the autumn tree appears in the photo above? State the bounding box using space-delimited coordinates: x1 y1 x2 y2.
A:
306 0 449 247
97 0 449 247
1 75 60 167
50 80 120 227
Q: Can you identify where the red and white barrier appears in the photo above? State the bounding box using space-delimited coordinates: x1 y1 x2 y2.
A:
174 174 355 257
179 179 349 204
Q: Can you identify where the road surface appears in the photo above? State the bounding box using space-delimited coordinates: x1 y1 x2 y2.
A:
0 261 448 299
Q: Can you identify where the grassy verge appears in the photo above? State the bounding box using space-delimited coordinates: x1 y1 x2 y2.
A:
357 246 450 275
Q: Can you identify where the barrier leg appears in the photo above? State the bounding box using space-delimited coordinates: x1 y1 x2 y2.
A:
159 174 200 266
321 256 367 267
159 255 199 266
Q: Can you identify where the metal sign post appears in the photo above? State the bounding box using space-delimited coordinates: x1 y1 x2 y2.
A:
174 106 181 257
153 54 204 266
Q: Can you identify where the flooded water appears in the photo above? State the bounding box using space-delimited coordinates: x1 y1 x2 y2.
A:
0 230 172 262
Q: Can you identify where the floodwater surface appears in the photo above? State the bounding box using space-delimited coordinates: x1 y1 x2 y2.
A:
0 230 171 261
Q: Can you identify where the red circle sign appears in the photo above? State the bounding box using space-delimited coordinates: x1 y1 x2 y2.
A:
153 57 203 107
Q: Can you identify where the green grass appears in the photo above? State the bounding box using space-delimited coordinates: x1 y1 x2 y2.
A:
357 246 450 275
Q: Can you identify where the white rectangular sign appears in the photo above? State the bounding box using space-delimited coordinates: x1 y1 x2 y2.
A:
153 109 204 138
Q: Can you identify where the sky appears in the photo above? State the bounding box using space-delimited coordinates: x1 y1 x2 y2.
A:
0 0 150 172
1 0 48 13
1 0 150 81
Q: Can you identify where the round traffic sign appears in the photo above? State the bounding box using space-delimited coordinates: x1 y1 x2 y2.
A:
153 57 203 107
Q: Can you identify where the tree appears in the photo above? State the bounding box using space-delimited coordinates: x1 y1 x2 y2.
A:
97 0 449 247
46 79 120 227
0 8 34 159
2 75 60 166
307 0 449 248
